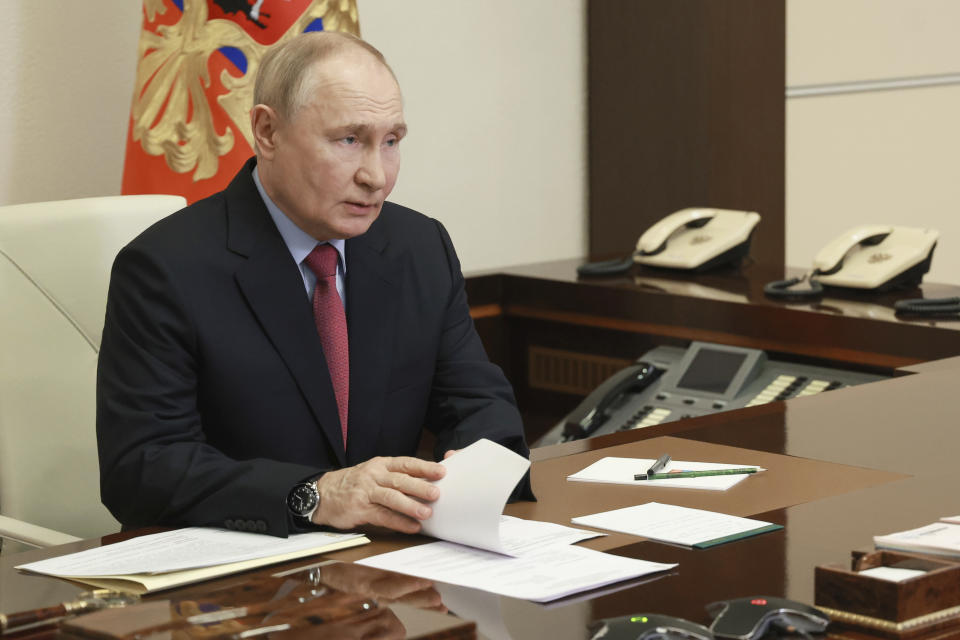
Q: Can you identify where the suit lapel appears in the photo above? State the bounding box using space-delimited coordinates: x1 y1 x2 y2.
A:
225 161 347 465
344 217 402 465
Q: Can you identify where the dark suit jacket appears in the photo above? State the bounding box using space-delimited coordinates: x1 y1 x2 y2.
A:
97 159 531 536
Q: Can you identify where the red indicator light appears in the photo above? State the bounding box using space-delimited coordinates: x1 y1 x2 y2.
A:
750 599 768 606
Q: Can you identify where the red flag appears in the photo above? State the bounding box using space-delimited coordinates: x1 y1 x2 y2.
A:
122 0 360 203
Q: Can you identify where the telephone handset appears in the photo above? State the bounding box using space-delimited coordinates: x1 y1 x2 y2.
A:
634 208 761 271
811 225 896 277
578 208 761 276
560 362 662 442
636 208 718 255
765 225 940 299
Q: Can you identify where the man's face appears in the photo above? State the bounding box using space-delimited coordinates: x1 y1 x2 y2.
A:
258 50 406 241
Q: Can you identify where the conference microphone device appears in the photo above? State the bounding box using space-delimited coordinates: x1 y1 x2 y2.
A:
707 596 829 640
588 613 715 640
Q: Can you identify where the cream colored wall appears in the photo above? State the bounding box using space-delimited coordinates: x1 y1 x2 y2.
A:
0 1 586 273
0 3 141 207
786 0 960 284
6 2 950 279
361 1 587 272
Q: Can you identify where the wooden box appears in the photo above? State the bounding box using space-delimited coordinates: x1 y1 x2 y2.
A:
815 550 960 639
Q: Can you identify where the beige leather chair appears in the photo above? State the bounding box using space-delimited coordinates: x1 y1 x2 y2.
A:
0 195 186 547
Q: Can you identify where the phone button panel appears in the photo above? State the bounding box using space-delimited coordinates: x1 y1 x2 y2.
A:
632 408 671 429
537 342 889 447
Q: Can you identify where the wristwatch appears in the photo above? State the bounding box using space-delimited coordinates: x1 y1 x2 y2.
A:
287 481 320 523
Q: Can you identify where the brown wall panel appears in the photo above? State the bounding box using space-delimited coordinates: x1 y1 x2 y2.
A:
588 0 786 266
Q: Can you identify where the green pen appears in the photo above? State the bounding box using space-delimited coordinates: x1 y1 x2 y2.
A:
634 467 758 481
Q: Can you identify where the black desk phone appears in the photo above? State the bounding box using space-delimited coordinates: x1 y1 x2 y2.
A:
537 342 887 446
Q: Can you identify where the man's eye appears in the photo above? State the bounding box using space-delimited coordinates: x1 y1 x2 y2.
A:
342 135 358 145
385 138 399 148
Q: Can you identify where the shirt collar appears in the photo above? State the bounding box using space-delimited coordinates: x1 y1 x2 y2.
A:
252 166 346 272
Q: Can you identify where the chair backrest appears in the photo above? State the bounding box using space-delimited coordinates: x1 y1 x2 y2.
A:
0 195 186 539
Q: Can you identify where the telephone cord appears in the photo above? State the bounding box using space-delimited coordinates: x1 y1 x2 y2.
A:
763 272 825 300
894 296 960 316
576 254 638 277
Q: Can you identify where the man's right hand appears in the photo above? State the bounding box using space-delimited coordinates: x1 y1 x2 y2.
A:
313 456 446 533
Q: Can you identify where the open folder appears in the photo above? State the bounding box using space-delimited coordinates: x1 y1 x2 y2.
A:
16 527 369 594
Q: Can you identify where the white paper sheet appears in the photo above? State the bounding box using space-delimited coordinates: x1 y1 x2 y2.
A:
357 540 676 602
420 439 530 555
568 457 762 490
875 522 960 556
572 501 781 547
17 528 365 575
497 515 603 555
858 566 926 582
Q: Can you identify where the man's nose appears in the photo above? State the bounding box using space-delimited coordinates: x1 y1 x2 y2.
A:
356 149 387 191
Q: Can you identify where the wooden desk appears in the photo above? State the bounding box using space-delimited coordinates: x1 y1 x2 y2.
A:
5 260 960 638
6 358 960 638
466 258 960 439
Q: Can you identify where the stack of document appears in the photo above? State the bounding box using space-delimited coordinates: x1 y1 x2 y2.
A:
874 520 960 558
357 440 678 602
19 440 680 602
17 529 368 593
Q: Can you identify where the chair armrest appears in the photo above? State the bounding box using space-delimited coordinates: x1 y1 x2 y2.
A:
0 515 81 547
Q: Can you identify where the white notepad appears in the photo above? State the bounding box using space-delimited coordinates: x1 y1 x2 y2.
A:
568 457 762 490
572 502 782 548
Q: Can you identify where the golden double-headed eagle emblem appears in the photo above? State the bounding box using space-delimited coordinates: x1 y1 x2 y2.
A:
131 0 359 181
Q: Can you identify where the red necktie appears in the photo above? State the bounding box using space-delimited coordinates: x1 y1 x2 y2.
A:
304 244 349 449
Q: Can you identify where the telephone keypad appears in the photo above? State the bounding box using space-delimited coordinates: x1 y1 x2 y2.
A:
632 408 671 429
746 374 797 407
796 379 830 397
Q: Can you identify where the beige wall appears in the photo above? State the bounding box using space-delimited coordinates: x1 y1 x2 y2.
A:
361 1 587 272
0 1 586 273
786 0 960 284
3 2 955 283
0 3 141 207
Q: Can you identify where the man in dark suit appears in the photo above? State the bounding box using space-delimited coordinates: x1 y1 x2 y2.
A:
97 31 531 537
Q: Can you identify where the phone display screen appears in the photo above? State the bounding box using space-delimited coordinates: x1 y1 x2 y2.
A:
675 349 748 395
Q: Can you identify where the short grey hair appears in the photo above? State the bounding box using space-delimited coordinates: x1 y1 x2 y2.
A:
253 31 395 120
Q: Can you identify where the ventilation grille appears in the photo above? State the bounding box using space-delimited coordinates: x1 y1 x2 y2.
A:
527 346 633 395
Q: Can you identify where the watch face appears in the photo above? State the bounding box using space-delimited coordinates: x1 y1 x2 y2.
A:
288 484 318 516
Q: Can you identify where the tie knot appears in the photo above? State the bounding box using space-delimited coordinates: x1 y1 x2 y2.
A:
305 243 339 278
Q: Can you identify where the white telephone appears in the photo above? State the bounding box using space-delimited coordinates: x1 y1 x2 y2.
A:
765 224 940 298
577 207 761 276
812 225 939 290
634 208 761 271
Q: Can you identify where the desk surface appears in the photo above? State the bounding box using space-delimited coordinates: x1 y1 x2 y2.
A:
6 260 960 639
467 258 960 368
6 356 960 638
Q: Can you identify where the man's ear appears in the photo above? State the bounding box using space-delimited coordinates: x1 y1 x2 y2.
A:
251 104 281 159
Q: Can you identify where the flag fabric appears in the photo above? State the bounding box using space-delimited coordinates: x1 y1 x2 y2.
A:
122 0 360 203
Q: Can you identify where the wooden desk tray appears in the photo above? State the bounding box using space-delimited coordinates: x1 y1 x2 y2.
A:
815 550 960 639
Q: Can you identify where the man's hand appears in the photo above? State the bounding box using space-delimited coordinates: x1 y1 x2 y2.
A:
313 456 445 533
